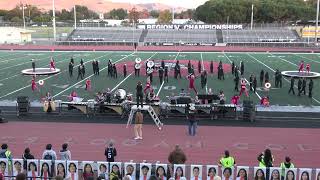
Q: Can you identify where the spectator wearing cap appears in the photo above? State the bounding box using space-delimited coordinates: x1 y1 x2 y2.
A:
59 143 71 160
42 144 57 160
104 141 117 162
280 157 294 179
22 148 34 171
218 150 236 168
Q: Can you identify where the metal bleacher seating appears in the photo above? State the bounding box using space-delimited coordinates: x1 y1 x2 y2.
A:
222 27 299 43
68 27 142 42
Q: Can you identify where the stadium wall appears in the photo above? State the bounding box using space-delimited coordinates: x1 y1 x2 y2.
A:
0 44 319 53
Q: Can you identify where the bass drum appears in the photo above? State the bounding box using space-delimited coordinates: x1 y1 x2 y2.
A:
114 88 127 103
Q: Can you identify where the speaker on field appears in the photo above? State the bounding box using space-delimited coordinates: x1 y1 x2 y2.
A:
243 100 255 122
16 96 30 116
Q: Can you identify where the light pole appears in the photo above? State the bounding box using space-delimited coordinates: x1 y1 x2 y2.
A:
74 5 77 29
315 0 320 44
250 3 254 30
52 0 56 41
21 4 26 29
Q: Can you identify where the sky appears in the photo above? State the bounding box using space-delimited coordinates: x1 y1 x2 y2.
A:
110 0 208 8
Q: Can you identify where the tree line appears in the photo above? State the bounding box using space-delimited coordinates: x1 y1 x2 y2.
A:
195 0 317 24
0 0 317 24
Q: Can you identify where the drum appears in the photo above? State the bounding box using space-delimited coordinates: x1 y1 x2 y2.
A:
147 61 155 68
135 63 141 69
43 101 49 112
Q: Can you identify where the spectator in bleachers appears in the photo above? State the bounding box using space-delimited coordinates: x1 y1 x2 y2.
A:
258 149 274 167
42 144 57 160
208 167 221 180
22 148 34 170
168 145 187 165
59 143 71 160
105 141 117 162
218 150 236 168
280 157 294 179
16 173 26 180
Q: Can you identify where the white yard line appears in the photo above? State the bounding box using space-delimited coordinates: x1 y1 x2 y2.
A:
111 52 158 92
156 81 165 97
0 53 111 100
0 52 74 82
224 53 262 100
0 52 67 71
247 53 320 104
292 54 320 64
0 53 28 63
53 52 135 98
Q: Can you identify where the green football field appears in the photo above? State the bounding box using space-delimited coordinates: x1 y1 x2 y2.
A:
0 50 319 106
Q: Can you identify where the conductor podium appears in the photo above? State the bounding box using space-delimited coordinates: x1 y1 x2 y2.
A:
126 105 163 130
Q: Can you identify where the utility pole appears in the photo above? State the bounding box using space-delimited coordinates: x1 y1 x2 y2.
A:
251 4 254 30
74 5 77 29
315 0 320 45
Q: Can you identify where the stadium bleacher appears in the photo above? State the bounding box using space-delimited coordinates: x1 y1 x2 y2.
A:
68 27 142 43
64 26 302 46
222 28 299 43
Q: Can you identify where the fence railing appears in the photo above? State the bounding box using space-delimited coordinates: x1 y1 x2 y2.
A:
0 158 319 180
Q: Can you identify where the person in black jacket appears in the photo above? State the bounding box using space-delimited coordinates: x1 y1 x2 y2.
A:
210 61 214 74
260 70 264 87
288 77 295 95
22 148 34 171
298 78 302 96
309 79 313 98
69 61 74 77
240 61 244 75
136 81 143 108
104 141 117 162
300 78 307 95
159 67 164 84
123 64 127 77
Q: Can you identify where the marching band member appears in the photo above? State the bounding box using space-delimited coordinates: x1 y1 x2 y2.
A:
231 94 240 105
306 63 310 74
239 79 249 97
219 90 225 105
200 70 207 89
136 81 144 108
260 96 270 107
50 57 55 70
164 66 169 83
31 76 38 92
187 74 198 94
298 60 304 73
31 59 36 72
123 64 127 77
85 79 91 91
144 78 153 94
174 61 181 79
158 67 164 84
68 90 78 101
